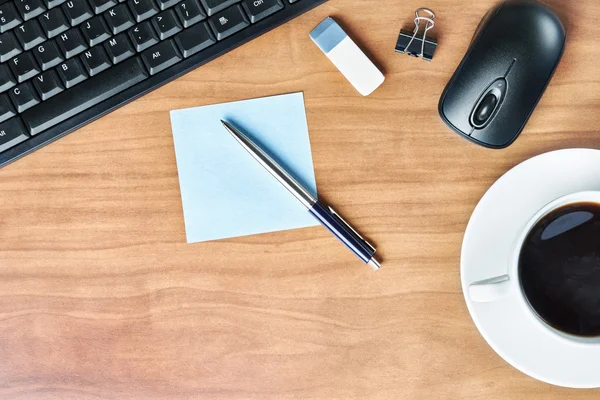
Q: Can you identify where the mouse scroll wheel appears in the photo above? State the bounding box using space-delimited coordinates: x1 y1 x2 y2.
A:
473 93 498 126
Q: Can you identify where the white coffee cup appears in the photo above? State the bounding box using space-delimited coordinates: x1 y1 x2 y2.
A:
468 191 600 341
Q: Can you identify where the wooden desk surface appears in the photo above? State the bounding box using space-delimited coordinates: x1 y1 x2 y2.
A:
1 0 599 398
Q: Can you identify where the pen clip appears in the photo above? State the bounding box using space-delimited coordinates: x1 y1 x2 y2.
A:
328 206 376 253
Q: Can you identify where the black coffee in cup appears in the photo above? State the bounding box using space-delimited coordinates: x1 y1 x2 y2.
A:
519 202 600 337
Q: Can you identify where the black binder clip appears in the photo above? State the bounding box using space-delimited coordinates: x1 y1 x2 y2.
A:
395 8 437 61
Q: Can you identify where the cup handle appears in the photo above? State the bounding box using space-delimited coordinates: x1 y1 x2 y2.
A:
468 275 511 303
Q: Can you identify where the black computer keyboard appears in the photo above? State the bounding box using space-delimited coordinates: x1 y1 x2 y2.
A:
0 0 326 167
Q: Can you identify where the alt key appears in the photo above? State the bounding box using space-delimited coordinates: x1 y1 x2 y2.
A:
0 118 29 153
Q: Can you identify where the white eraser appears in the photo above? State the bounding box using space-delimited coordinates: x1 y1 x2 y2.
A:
310 17 385 96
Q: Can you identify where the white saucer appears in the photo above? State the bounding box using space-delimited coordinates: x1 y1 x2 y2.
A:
461 149 600 388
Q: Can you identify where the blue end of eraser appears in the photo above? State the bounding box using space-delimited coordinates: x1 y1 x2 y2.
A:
309 17 347 54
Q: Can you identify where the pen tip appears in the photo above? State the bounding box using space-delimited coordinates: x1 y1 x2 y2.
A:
221 120 234 132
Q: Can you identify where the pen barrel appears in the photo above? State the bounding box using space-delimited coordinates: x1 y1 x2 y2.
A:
309 202 376 264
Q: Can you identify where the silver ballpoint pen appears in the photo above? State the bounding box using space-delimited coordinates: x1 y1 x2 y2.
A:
221 120 381 270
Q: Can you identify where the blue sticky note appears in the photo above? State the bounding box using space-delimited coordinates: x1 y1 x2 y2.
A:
170 93 319 243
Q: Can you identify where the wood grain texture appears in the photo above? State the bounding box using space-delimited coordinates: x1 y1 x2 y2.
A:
0 0 599 398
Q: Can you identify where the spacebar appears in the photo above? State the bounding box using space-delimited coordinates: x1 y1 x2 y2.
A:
22 57 149 135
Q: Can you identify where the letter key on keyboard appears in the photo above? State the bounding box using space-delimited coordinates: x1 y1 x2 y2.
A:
155 0 180 10
57 57 87 88
32 40 63 70
10 51 40 82
89 0 117 14
38 8 69 38
104 33 135 63
81 15 112 46
45 0 68 8
128 0 159 22
9 81 39 112
80 46 111 75
32 69 63 100
62 0 93 26
57 28 88 57
104 4 135 34
15 19 45 51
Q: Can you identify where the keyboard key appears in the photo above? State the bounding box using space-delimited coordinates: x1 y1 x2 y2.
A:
0 3 23 33
15 0 46 21
15 20 46 50
241 0 281 23
0 118 29 153
32 69 63 99
10 51 41 82
62 0 93 25
104 4 134 34
56 57 87 87
104 33 134 63
0 32 23 62
9 81 40 112
45 0 68 8
208 4 248 40
174 0 204 28
32 39 63 69
128 21 157 51
156 0 181 10
81 15 111 46
0 94 16 123
200 0 238 16
88 0 116 13
38 7 69 38
0 64 17 92
80 45 111 75
141 39 180 74
23 56 148 134
56 27 87 57
151 10 181 40
174 21 214 57
128 0 159 22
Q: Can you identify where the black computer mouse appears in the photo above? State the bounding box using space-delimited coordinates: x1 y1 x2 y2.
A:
438 0 566 149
